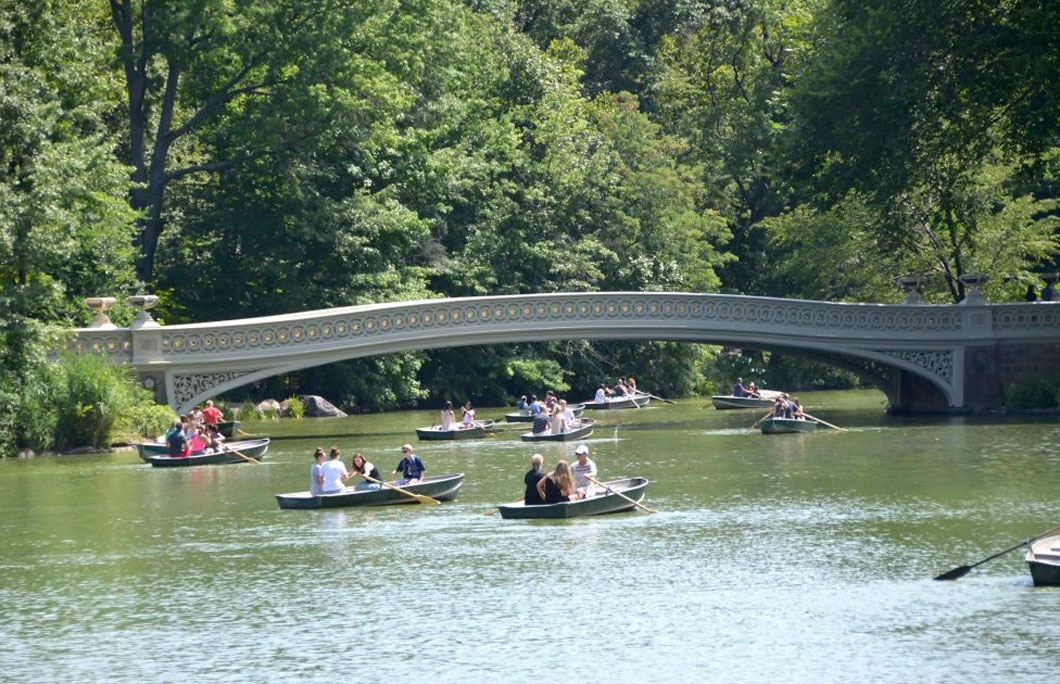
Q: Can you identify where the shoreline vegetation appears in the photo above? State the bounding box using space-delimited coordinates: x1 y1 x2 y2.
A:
3 2 1059 456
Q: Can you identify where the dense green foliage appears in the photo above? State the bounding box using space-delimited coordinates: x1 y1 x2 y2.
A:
3 0 1060 452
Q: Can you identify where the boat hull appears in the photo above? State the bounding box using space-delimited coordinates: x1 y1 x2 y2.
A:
498 477 648 519
415 421 495 440
145 438 270 467
137 437 268 462
215 420 240 438
712 395 774 410
505 405 585 422
520 420 595 442
1026 535 1060 586
581 393 651 410
276 473 465 509
760 417 816 434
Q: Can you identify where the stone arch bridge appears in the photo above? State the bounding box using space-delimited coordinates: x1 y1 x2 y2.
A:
68 292 1060 415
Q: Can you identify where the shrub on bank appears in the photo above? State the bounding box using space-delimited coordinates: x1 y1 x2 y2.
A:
284 396 305 419
1004 375 1060 409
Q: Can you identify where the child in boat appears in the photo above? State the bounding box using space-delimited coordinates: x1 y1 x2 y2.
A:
350 453 382 490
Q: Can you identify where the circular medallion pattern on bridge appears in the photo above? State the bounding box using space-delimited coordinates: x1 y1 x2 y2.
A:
139 294 986 361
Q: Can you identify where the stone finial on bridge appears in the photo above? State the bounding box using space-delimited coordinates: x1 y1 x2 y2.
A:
897 276 929 305
957 273 989 305
84 297 118 329
1039 273 1058 302
125 294 161 329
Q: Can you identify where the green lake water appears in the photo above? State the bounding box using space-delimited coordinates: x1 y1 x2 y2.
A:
2 389 1060 683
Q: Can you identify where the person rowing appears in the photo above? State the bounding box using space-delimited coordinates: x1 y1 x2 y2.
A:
461 401 480 428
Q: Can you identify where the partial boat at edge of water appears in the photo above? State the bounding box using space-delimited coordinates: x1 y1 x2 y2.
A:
1027 534 1060 586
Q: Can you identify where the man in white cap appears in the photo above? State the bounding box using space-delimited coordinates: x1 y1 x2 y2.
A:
392 444 426 485
570 444 597 497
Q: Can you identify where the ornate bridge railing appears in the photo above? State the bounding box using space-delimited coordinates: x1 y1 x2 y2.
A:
67 292 1060 414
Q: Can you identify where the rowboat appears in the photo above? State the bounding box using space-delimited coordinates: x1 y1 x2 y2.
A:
520 419 595 442
505 404 585 422
498 477 649 519
144 438 270 467
1026 534 1060 586
215 420 240 438
581 393 651 410
137 437 266 462
759 417 817 434
415 420 496 441
275 473 465 509
711 395 774 410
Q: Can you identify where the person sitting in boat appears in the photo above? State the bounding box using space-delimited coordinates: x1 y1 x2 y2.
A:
393 444 426 485
202 425 225 452
772 396 786 418
549 405 567 435
309 448 326 496
439 401 456 430
594 384 609 403
201 400 224 428
165 419 188 457
570 445 598 498
732 377 748 397
187 427 207 454
614 377 629 396
745 381 759 398
627 376 638 394
791 398 805 420
560 399 578 427
535 460 582 504
320 446 351 495
461 401 478 428
350 453 382 491
517 395 529 415
544 390 558 410
528 394 545 417
524 453 546 505
531 409 550 435
188 405 204 429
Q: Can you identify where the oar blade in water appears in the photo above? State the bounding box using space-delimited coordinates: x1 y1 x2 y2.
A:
934 565 972 581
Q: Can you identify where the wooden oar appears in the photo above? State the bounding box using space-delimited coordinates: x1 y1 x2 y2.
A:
587 476 657 514
802 412 846 431
751 409 773 429
647 392 677 404
484 496 524 515
363 474 440 505
225 446 261 464
934 523 1060 580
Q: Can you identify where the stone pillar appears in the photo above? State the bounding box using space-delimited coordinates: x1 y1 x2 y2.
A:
125 295 167 405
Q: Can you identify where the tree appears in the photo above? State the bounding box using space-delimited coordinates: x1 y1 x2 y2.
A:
0 0 138 453
108 0 397 282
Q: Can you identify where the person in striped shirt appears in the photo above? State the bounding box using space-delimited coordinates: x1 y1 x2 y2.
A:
570 445 598 497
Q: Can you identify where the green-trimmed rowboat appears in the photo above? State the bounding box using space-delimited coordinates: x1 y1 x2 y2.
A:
712 395 775 410
215 420 240 438
520 419 595 442
1026 534 1060 586
581 393 651 410
275 473 465 509
137 437 266 462
759 417 817 434
505 404 585 423
498 477 649 519
415 420 495 441
144 438 269 467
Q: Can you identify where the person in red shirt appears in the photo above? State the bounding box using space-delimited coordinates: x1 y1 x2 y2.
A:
201 400 224 427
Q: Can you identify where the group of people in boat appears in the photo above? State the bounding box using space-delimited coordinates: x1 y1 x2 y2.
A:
771 393 805 419
593 375 638 402
438 400 483 430
309 443 426 496
164 400 227 456
730 377 761 398
522 444 599 504
513 391 582 435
